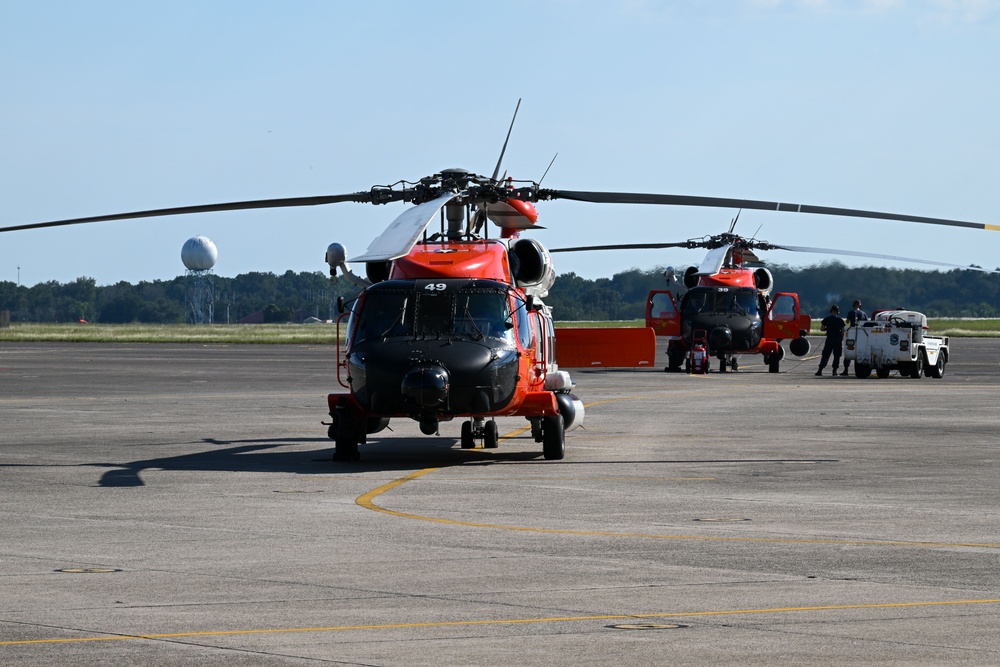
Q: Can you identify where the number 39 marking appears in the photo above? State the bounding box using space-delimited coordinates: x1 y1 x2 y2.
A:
424 283 447 292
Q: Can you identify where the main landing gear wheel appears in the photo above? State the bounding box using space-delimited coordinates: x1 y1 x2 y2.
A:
332 412 361 462
542 414 565 460
483 420 499 449
460 421 476 449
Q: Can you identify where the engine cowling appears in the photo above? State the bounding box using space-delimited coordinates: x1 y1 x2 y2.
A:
510 238 555 298
753 267 774 296
683 266 700 288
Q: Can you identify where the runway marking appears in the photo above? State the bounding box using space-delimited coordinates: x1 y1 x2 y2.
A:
356 469 1000 548
5 598 1000 646
353 397 1000 549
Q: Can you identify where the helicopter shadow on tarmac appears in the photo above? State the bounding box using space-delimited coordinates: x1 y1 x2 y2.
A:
84 434 549 488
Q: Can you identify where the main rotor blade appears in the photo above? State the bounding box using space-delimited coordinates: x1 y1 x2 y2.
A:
541 190 1000 232
351 192 459 263
550 241 692 253
775 244 1000 273
0 192 378 234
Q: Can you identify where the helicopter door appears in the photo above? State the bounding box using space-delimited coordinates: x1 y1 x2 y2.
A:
763 292 802 339
646 290 681 337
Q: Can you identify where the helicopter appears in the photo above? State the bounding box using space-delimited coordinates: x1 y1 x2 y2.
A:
552 219 1000 374
4 107 1000 460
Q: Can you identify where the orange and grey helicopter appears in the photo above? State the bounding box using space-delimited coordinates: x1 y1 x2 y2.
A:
554 219 1000 374
3 110 999 460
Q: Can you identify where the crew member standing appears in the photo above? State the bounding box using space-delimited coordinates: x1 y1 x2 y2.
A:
816 304 846 376
841 299 868 376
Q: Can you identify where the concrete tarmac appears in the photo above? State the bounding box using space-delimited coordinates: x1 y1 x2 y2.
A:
1 338 999 665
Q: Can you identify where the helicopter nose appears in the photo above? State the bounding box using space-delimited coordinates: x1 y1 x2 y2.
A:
709 326 733 351
400 364 450 408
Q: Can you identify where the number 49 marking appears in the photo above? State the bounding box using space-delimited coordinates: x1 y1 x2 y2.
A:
424 283 447 291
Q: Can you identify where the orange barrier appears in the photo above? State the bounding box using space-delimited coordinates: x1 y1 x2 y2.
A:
555 327 656 368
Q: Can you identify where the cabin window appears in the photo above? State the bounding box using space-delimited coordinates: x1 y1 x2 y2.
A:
513 296 533 349
769 294 797 322
649 292 676 319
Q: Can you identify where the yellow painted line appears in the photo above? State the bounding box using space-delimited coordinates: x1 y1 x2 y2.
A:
354 408 1000 550
356 468 1000 548
4 599 1000 646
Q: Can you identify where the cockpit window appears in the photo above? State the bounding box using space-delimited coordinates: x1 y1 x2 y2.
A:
352 284 513 344
681 287 759 317
455 292 514 341
355 291 413 343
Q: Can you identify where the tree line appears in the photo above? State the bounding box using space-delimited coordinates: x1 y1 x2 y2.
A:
547 261 1000 320
1 262 999 324
0 271 358 324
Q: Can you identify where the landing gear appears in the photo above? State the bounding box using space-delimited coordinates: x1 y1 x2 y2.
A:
460 418 499 449
460 420 475 449
483 420 499 449
331 408 362 462
542 414 565 460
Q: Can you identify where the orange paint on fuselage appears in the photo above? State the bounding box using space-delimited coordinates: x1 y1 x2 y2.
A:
697 267 756 289
389 240 512 281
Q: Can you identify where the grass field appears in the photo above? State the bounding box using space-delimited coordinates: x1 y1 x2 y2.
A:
1 319 998 343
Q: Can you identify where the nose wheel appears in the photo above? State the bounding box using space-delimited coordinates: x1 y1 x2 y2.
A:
461 418 499 449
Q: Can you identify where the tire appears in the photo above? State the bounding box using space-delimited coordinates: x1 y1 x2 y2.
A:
876 367 890 379
542 414 565 460
460 420 476 449
768 355 780 373
909 356 923 379
333 414 360 461
718 357 727 373
483 420 499 449
854 363 871 379
928 355 945 379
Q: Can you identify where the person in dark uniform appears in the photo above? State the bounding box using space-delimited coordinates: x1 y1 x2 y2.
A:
841 299 868 376
815 304 845 376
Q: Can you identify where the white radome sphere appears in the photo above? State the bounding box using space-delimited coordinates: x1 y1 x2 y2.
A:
181 236 218 271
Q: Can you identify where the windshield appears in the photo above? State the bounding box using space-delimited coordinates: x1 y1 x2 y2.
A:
353 286 512 344
682 287 759 317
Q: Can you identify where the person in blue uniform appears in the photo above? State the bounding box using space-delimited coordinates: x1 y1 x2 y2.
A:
840 299 868 376
815 304 845 376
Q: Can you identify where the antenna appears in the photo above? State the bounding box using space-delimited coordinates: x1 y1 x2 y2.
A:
491 98 521 180
539 153 558 186
727 210 741 234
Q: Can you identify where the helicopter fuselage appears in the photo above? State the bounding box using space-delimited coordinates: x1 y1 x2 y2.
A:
327 238 576 459
647 265 811 373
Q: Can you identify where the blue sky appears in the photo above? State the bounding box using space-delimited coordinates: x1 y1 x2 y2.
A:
2 0 998 286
